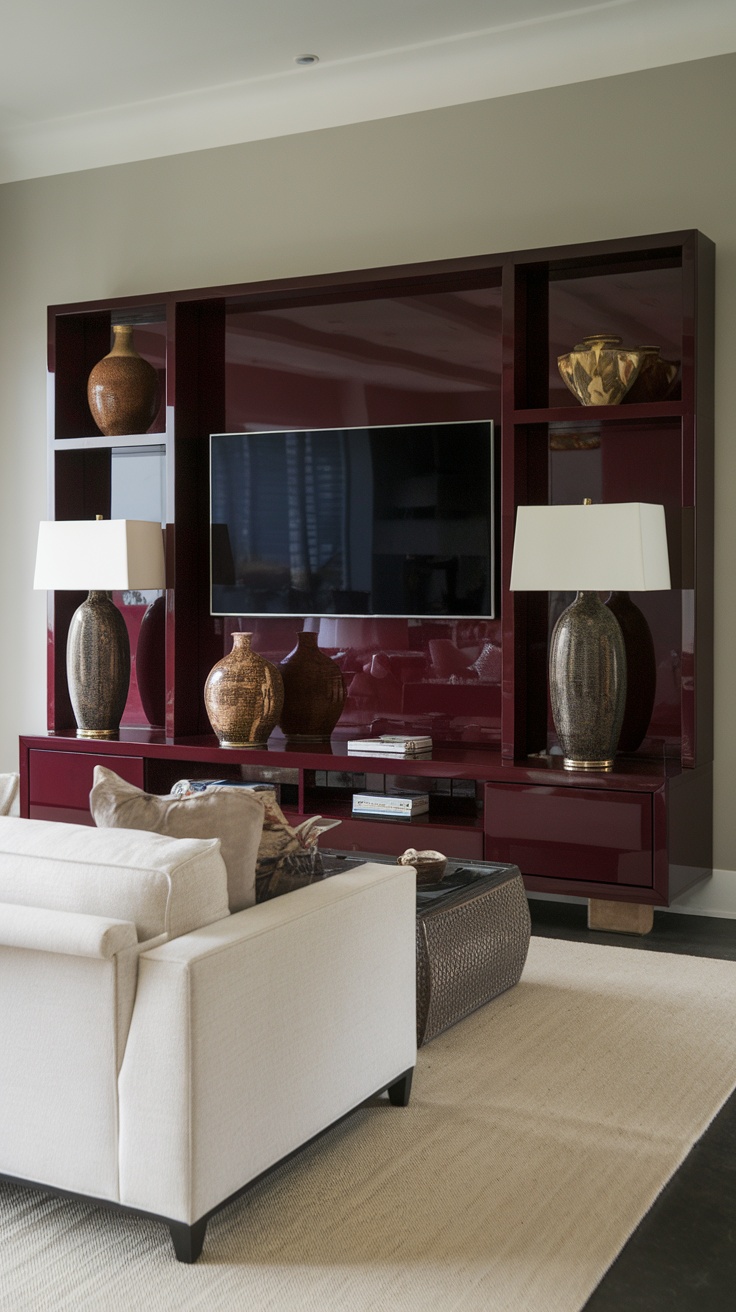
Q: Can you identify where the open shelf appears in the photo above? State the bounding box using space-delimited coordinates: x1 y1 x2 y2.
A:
513 401 685 425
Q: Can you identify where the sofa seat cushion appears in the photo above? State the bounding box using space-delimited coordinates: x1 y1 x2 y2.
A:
90 767 263 913
0 816 229 942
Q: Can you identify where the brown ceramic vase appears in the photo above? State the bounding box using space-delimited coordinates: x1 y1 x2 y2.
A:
87 325 159 436
278 631 346 742
204 632 284 748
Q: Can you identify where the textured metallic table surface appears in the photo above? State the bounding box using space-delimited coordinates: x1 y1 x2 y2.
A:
322 850 531 1046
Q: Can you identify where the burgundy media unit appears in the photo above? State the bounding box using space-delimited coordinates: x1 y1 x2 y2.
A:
22 229 715 916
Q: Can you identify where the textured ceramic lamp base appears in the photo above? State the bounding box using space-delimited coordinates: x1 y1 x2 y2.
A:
67 591 130 738
550 592 626 771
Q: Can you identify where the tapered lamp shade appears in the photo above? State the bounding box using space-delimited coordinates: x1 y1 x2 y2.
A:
34 519 166 739
510 503 670 770
34 519 166 592
509 503 671 593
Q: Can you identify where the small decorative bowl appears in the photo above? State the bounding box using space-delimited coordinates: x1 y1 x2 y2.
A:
398 848 448 884
558 333 643 406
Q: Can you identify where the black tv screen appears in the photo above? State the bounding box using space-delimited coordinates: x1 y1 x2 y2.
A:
210 421 496 618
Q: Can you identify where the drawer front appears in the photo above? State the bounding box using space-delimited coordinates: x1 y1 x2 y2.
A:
324 816 484 862
483 783 653 887
28 750 144 823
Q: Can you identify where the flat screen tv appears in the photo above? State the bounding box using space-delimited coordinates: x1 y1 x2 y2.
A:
210 420 496 619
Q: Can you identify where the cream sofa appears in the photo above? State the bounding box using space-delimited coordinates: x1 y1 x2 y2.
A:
0 815 416 1262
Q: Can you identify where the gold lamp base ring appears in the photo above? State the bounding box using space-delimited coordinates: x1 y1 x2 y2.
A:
563 757 615 772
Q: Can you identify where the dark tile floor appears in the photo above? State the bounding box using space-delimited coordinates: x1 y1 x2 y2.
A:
528 899 736 1311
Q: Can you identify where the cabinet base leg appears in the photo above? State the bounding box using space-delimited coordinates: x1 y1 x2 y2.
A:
588 899 654 935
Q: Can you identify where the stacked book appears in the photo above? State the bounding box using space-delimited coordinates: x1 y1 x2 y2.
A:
346 734 432 759
352 792 430 819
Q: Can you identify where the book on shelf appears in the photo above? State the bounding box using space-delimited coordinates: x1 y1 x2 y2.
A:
351 792 430 817
346 734 433 757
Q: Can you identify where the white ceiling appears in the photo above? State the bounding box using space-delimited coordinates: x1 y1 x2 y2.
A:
1 0 734 185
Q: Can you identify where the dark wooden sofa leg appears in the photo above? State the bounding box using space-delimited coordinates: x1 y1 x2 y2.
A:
169 1217 208 1263
387 1068 414 1107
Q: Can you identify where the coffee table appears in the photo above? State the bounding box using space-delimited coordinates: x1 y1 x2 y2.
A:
322 852 531 1046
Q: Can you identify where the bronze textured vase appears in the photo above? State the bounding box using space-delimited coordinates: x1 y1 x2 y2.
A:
87 325 159 436
278 631 346 742
605 591 657 752
204 632 284 748
557 334 643 406
549 591 626 770
67 591 130 738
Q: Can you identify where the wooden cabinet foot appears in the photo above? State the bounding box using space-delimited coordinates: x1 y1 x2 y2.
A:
588 899 654 935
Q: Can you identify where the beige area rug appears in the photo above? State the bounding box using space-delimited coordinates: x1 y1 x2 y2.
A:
3 936 736 1312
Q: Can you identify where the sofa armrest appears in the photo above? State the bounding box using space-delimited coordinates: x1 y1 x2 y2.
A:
0 901 137 958
118 863 417 1224
0 903 144 1201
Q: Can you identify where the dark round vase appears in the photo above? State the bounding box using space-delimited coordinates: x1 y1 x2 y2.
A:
278 631 346 742
136 594 166 729
204 632 284 748
87 324 159 437
605 591 657 752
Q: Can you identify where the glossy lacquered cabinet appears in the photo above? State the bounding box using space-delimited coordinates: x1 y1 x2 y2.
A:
484 783 653 886
19 734 712 906
31 228 714 910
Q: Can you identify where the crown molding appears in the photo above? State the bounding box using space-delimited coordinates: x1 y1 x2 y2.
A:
0 1 734 185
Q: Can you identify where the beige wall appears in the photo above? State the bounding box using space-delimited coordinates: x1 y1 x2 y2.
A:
1 52 735 887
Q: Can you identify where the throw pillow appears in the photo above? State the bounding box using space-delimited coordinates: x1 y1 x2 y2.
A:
89 766 264 912
172 779 341 902
0 773 19 817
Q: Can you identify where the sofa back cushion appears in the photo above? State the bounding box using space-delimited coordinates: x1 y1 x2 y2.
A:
0 816 229 942
90 766 263 912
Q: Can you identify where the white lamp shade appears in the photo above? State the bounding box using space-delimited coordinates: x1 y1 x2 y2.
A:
34 519 166 591
509 502 671 592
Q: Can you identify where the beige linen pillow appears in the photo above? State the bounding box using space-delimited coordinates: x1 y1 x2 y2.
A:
90 766 263 912
171 780 341 901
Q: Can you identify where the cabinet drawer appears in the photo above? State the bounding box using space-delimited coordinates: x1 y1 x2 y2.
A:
483 783 653 887
28 750 144 822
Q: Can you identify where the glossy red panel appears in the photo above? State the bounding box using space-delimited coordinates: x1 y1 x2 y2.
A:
483 782 653 886
197 283 506 746
29 750 144 812
545 419 685 755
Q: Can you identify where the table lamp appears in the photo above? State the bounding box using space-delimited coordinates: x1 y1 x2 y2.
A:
34 517 166 738
510 501 670 770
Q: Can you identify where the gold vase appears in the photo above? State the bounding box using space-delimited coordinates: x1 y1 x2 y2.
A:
557 334 643 406
204 632 284 748
278 631 346 742
87 325 159 436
